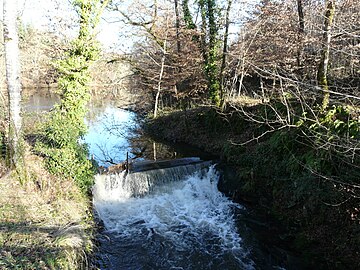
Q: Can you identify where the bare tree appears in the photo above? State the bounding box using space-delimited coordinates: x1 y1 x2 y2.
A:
317 0 335 110
3 0 22 165
154 16 169 118
296 0 305 69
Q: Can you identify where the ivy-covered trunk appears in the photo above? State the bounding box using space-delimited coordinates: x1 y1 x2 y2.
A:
182 0 196 30
317 0 335 110
206 0 220 106
174 0 181 52
219 0 232 105
181 0 221 106
198 0 221 106
38 0 109 191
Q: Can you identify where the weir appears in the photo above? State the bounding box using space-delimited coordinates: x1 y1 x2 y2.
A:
98 158 213 197
93 162 256 269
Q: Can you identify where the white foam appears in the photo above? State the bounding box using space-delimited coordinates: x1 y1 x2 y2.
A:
93 165 255 269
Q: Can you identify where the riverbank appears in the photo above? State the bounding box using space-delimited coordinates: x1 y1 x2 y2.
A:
0 148 95 269
145 104 360 269
0 104 96 269
0 86 140 269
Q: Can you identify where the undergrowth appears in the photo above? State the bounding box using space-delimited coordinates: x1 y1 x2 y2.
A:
146 101 360 269
0 147 95 269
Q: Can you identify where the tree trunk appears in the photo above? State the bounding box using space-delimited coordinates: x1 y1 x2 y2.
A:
296 0 305 69
3 0 22 165
205 0 220 105
182 0 196 29
154 21 168 118
317 0 335 110
198 0 220 106
174 0 181 52
198 0 208 63
153 48 166 118
220 0 232 104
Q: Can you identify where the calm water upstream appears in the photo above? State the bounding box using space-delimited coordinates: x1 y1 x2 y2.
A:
23 91 306 270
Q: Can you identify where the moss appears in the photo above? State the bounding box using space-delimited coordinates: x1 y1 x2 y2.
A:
293 232 312 250
221 141 245 163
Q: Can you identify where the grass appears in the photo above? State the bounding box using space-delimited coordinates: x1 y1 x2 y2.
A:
0 147 95 269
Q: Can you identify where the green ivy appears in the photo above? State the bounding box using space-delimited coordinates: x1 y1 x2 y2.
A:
36 0 106 193
311 105 359 139
182 0 196 30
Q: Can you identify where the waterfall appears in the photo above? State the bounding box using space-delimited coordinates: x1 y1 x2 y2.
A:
95 160 212 198
93 162 255 269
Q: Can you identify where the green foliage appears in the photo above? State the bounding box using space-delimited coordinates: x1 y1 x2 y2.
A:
311 105 359 139
222 141 245 163
206 58 221 106
259 129 334 177
196 0 222 106
69 38 100 61
182 0 196 30
0 132 5 158
202 108 228 133
36 142 95 191
36 0 104 193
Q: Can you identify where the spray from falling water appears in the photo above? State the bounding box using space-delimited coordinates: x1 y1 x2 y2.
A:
93 164 256 269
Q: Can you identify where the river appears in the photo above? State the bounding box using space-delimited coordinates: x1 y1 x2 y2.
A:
23 90 305 270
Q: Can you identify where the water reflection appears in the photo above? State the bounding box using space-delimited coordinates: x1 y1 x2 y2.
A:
83 106 137 167
22 88 59 113
82 106 210 168
22 89 195 168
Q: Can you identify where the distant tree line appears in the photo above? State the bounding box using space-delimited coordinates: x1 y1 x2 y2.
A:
109 0 359 219
107 0 359 113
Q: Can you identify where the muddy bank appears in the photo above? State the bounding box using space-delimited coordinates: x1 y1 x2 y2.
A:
145 106 360 270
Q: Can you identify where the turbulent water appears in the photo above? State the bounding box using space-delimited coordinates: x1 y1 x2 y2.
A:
93 165 256 270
